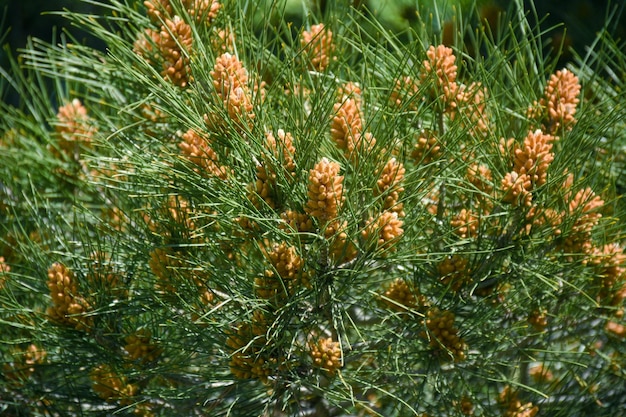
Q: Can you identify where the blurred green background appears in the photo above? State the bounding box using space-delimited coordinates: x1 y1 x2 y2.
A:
2 0 625 53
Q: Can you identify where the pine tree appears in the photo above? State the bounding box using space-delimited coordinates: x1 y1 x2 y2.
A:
1 1 626 416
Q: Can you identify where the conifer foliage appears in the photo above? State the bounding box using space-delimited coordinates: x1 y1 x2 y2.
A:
1 1 626 416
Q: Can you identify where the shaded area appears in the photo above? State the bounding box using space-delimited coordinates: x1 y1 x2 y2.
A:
0 0 110 107
526 0 626 64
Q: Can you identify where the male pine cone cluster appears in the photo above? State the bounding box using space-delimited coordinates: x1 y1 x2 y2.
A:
424 307 467 362
46 263 92 331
